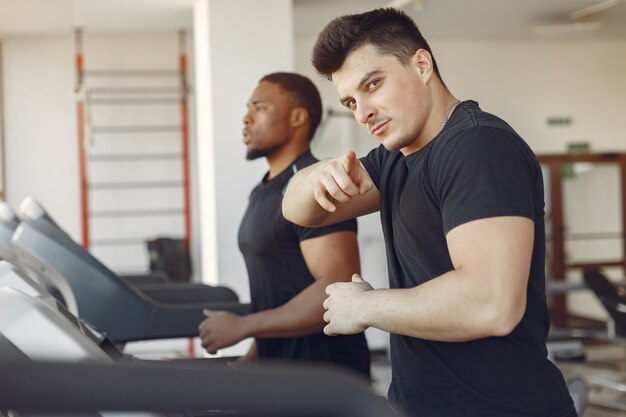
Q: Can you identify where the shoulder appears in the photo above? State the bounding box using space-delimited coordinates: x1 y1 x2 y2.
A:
443 101 520 141
360 144 403 173
294 150 319 170
432 101 536 163
248 179 265 199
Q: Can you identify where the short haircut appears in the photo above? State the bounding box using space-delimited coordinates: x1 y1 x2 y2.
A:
312 8 442 81
260 72 323 142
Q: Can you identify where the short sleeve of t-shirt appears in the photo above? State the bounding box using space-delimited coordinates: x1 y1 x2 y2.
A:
431 126 539 234
292 218 357 243
360 145 387 190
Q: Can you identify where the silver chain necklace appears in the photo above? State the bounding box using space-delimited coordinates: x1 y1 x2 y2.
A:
442 99 461 128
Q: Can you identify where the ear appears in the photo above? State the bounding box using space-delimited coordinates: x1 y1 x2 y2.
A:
290 107 309 129
411 48 434 82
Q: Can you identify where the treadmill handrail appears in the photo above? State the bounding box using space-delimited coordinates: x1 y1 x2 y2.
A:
0 360 404 417
12 215 250 342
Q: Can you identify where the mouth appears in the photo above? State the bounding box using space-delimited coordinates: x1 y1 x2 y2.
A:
370 120 389 136
243 129 252 145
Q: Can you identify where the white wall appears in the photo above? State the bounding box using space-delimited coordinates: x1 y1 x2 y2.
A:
2 33 198 274
0 40 5 200
3 35 79 235
434 40 626 154
194 0 294 301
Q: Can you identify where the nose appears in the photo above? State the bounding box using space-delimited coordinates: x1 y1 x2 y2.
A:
355 102 376 125
243 112 252 125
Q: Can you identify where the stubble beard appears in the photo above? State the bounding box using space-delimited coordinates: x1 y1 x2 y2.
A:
367 120 411 152
379 132 411 152
246 143 282 161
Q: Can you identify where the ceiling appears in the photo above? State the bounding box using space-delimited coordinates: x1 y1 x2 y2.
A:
0 0 195 35
294 0 626 40
0 0 625 40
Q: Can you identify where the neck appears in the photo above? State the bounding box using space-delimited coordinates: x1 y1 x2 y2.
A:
266 138 309 179
401 85 458 156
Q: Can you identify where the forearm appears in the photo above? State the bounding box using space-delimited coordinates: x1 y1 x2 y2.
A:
241 278 332 339
283 163 329 227
335 217 532 341
355 270 525 341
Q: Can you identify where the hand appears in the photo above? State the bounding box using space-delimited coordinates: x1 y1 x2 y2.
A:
198 310 246 355
312 151 374 212
322 274 373 335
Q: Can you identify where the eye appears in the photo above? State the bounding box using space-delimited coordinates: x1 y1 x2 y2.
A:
344 99 356 111
367 79 380 91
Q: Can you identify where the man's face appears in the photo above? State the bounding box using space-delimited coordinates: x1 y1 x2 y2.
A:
332 44 431 153
242 81 293 160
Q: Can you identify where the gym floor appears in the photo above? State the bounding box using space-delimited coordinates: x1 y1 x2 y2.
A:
557 343 626 417
370 343 626 417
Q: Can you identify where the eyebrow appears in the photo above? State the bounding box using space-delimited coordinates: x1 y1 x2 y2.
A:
338 70 383 104
247 99 268 107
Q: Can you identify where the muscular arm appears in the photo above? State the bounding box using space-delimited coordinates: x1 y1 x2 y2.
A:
245 230 360 338
199 230 360 353
323 216 533 341
283 151 380 227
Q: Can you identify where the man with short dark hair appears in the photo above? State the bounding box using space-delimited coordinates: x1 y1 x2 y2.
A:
198 72 370 378
283 9 575 417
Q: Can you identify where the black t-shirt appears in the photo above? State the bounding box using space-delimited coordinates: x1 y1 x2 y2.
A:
238 150 370 378
360 101 575 417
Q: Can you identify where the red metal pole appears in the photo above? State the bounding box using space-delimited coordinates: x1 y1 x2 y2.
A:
179 31 195 358
179 31 191 252
619 154 626 272
181 79 191 252
75 29 90 249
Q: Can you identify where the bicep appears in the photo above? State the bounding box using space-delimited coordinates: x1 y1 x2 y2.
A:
299 231 360 283
446 216 533 306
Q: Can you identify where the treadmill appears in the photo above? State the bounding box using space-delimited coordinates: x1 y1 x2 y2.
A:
0 201 76 311
0 288 399 417
0 286 173 417
0 202 20 264
11 197 250 343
